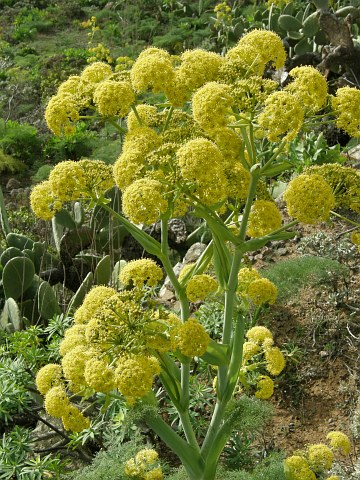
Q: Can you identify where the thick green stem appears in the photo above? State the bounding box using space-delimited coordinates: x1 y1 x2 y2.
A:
160 218 199 451
145 413 204 479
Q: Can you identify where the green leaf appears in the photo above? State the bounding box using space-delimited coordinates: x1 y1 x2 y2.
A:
283 2 294 15
112 260 127 289
0 298 22 332
67 272 94 313
335 6 360 18
287 30 304 40
201 339 229 366
302 11 319 37
278 14 302 31
261 161 294 177
312 0 328 9
6 233 34 250
3 257 35 300
0 247 24 267
94 255 111 286
37 281 61 320
294 37 312 54
54 209 77 229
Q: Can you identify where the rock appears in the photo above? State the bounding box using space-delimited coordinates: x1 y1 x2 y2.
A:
183 242 207 264
276 247 288 256
6 178 22 190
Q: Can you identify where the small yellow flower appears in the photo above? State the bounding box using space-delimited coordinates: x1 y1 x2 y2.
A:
119 259 163 288
246 326 273 345
44 386 70 418
284 456 316 480
255 375 274 399
308 443 334 472
286 66 328 113
247 278 278 305
175 318 210 357
246 200 282 238
62 404 90 432
84 358 115 393
258 91 304 143
35 364 63 395
326 431 351 455
93 80 135 117
130 47 175 93
283 174 335 224
185 274 218 302
122 178 168 224
265 347 286 376
30 181 62 221
332 86 360 137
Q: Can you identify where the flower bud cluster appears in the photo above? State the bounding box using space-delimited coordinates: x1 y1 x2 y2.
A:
284 431 351 480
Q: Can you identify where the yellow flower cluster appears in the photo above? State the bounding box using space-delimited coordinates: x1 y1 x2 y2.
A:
35 364 63 395
332 86 360 137
115 355 160 404
285 431 351 479
255 375 274 400
122 178 168 224
306 164 360 213
284 456 316 480
226 29 285 76
119 259 163 288
130 47 175 93
246 200 282 238
30 181 62 221
185 274 218 302
45 93 80 136
326 431 351 455
214 2 232 26
286 66 328 113
176 138 227 206
30 159 114 220
283 174 335 224
175 318 210 357
175 49 225 96
45 60 136 135
258 91 304 143
93 80 135 117
247 278 278 306
192 82 233 132
240 326 285 400
125 448 163 479
238 268 277 305
36 362 90 432
231 76 278 112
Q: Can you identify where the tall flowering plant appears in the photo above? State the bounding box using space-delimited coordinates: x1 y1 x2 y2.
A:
32 30 360 479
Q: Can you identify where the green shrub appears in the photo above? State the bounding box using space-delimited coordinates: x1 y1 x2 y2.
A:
43 124 97 163
0 149 26 174
0 120 42 166
262 256 349 300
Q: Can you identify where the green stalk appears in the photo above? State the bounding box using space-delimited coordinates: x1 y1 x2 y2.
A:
145 412 204 479
0 186 10 238
203 172 260 463
162 105 174 133
330 210 360 228
160 217 199 452
130 104 143 126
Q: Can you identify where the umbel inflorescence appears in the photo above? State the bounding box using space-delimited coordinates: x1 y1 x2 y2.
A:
31 28 359 479
32 30 360 227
